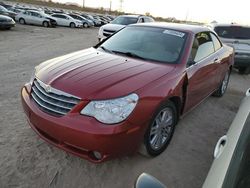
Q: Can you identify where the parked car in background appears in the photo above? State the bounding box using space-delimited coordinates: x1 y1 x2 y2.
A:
81 13 101 27
68 13 94 28
212 24 250 74
16 10 57 27
135 88 250 188
51 13 82 28
0 2 12 10
98 14 112 23
93 15 108 25
0 5 17 19
0 15 15 30
105 15 115 21
98 15 154 41
7 7 25 14
21 23 234 163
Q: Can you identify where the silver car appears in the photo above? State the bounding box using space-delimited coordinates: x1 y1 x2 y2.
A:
51 13 83 28
134 88 250 188
203 88 250 188
16 10 57 27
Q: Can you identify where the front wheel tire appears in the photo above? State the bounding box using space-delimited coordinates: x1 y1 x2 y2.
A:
19 18 25 25
83 23 88 28
70 22 76 28
43 21 49 27
139 101 177 157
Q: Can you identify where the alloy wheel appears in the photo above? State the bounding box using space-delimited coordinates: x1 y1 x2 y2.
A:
221 71 229 94
149 107 174 150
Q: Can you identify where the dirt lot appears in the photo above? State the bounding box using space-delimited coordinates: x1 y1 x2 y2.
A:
0 24 249 188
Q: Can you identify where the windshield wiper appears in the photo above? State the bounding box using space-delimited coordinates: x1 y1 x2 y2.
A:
112 50 146 60
99 46 114 54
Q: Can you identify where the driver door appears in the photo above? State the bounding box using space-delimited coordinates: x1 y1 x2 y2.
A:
184 32 219 112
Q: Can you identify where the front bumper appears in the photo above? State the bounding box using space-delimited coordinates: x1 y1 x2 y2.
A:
49 21 57 27
76 23 83 28
21 84 143 163
0 21 15 29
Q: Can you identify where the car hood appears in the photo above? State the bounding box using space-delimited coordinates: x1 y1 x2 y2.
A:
0 14 12 20
102 23 125 32
36 48 175 100
6 10 16 15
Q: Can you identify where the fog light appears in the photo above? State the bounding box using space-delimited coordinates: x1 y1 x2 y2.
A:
93 151 102 160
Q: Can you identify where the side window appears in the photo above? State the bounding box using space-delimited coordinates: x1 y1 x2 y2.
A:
31 12 39 17
52 14 59 18
56 15 66 19
210 33 222 51
144 17 152 22
191 32 215 62
138 18 145 23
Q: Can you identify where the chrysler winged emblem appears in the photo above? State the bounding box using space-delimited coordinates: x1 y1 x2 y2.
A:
45 84 51 93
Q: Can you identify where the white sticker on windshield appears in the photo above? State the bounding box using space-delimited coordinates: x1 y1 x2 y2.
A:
163 30 185 38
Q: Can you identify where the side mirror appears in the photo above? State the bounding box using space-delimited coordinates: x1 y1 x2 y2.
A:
187 60 196 67
187 55 197 67
246 88 250 97
134 173 166 188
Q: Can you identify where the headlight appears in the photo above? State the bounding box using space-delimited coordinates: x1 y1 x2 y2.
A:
81 93 139 124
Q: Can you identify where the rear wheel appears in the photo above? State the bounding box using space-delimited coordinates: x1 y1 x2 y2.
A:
139 101 177 157
70 22 76 28
19 18 25 25
42 21 49 27
213 69 230 97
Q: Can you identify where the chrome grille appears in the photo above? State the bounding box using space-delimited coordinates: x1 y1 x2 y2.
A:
103 29 115 37
31 79 80 116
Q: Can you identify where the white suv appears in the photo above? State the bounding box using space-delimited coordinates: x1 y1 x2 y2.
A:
98 15 154 41
211 24 250 74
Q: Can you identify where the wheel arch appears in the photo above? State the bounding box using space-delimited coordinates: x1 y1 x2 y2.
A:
167 73 189 118
43 20 49 25
19 17 25 22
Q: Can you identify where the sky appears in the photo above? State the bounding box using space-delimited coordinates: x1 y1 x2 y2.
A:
53 0 250 25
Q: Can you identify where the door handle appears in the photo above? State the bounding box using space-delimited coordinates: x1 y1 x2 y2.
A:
214 135 227 158
214 58 221 64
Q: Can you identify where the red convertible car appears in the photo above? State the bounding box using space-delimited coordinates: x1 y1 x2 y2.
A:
21 23 234 163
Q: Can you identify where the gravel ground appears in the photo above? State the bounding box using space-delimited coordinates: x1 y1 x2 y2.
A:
0 24 249 188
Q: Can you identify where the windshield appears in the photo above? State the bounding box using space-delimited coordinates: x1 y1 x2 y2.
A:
0 5 7 11
99 26 187 64
215 26 250 39
111 16 138 25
